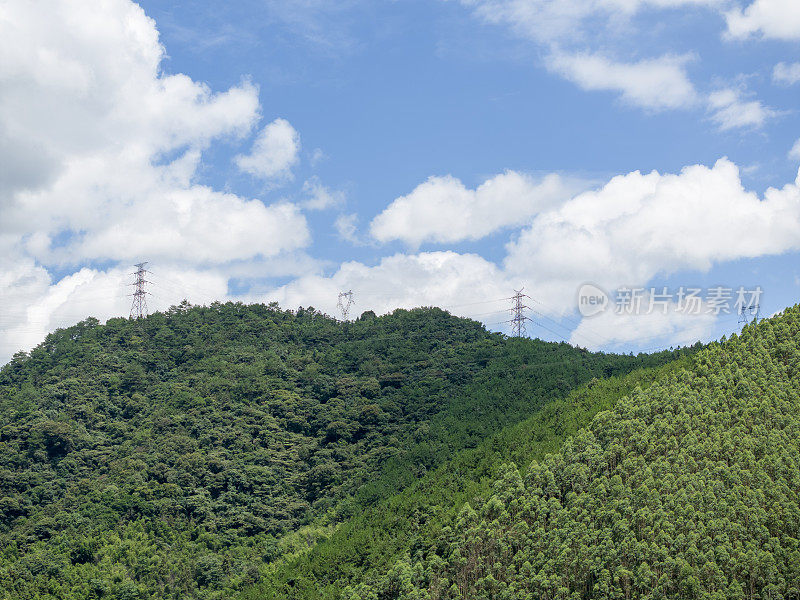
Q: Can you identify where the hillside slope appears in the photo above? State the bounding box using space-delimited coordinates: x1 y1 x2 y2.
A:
351 308 800 600
245 357 692 600
0 302 684 599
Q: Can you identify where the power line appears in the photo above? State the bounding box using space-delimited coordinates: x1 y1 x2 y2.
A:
0 268 735 359
441 296 513 310
458 309 509 319
144 275 219 305
529 308 605 348
528 296 609 345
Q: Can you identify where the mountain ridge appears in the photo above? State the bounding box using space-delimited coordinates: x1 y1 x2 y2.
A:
0 302 686 599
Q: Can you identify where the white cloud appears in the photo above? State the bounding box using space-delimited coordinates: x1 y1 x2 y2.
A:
547 52 698 111
3 147 310 267
0 255 53 359
0 8 259 209
461 0 800 127
5 0 800 365
0 0 308 260
790 139 800 161
504 158 800 310
707 88 777 130
266 251 512 319
570 298 717 350
71 194 309 265
461 1 707 114
370 171 584 247
0 0 312 362
235 118 301 181
726 0 800 40
265 158 800 351
463 0 721 45
0 256 235 362
773 61 800 85
335 213 362 244
0 244 324 364
302 177 344 210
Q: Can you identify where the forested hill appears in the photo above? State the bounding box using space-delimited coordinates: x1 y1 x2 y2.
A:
347 307 800 600
0 302 688 599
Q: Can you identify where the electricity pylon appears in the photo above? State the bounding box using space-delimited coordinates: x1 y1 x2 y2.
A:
337 290 355 321
129 262 151 319
508 288 531 337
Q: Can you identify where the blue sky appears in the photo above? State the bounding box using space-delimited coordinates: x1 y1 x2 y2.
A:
1 0 800 362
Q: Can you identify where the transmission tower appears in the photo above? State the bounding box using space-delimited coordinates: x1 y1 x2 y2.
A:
738 303 760 327
337 290 355 321
508 288 531 337
129 262 151 319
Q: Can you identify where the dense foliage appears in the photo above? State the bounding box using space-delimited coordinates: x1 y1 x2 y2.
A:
0 302 680 599
347 307 800 600
246 355 691 599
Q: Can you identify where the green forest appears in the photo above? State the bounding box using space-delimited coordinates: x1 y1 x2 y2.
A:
0 302 686 599
4 300 798 600
336 307 800 600
5 1 798 599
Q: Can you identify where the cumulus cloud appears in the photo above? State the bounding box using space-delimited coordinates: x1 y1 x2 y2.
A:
0 0 308 259
0 0 311 362
504 158 800 310
726 0 800 40
570 297 717 350
773 62 800 85
370 171 584 247
5 0 800 365
0 256 232 362
72 194 309 265
267 158 800 351
235 118 301 181
266 251 512 319
707 88 777 130
0 1 259 196
547 52 698 111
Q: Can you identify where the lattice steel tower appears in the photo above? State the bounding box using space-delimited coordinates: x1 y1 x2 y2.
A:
337 290 355 321
509 288 531 337
738 303 760 327
129 262 150 319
